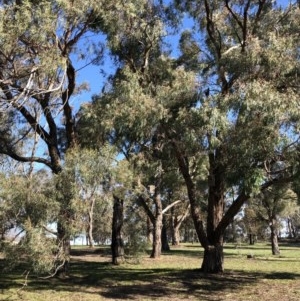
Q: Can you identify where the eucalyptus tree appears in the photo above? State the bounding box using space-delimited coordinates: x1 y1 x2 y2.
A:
250 186 297 254
285 193 300 238
77 0 177 259
286 208 300 238
123 202 149 258
109 159 134 265
91 199 112 245
242 204 264 243
78 0 300 273
136 165 185 258
0 0 104 274
63 146 115 248
166 0 300 272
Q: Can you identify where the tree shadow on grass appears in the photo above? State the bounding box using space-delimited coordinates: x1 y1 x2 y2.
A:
96 268 300 300
95 268 257 300
1 256 300 301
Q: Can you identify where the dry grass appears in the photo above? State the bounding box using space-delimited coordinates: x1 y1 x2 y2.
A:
1 242 300 301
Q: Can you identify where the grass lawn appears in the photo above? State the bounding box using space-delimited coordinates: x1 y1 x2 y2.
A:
0 241 299 301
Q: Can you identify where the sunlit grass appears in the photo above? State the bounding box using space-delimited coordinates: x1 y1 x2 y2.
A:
223 242 300 274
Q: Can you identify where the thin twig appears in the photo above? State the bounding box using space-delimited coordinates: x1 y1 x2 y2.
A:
16 270 30 294
38 259 66 279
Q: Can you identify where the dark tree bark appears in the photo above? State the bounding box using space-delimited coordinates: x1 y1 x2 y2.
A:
249 234 255 245
111 195 125 265
173 141 249 273
201 244 224 273
200 152 226 273
161 215 170 252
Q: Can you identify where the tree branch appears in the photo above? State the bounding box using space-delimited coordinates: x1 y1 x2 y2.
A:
252 0 267 34
204 0 221 59
1 148 53 169
62 59 77 148
215 191 249 238
162 200 183 214
138 195 155 224
42 225 58 236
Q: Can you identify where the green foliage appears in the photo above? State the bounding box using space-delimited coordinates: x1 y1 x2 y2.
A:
0 171 59 229
124 205 149 261
92 198 113 244
242 169 265 197
243 185 298 240
3 223 58 275
0 170 62 275
53 146 116 236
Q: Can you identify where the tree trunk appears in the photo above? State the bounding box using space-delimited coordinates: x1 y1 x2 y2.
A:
287 217 296 238
87 223 94 248
137 194 163 258
172 223 181 246
249 233 255 245
161 215 170 252
287 217 293 238
173 139 249 274
87 198 96 248
201 154 225 273
171 204 190 246
201 244 224 273
151 214 163 258
270 220 280 255
111 195 124 265
150 190 163 258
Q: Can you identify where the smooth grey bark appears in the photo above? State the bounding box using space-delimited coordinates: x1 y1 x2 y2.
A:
171 204 190 246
